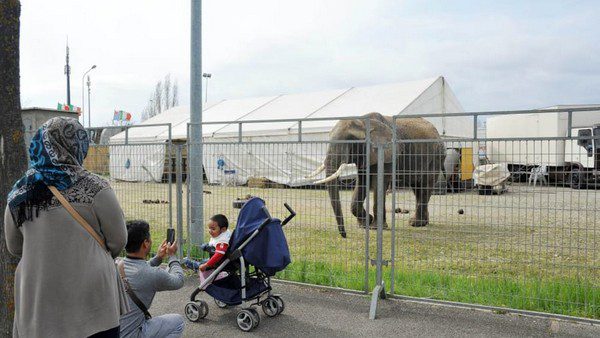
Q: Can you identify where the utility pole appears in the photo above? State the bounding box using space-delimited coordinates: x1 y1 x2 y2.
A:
190 0 204 247
65 39 71 105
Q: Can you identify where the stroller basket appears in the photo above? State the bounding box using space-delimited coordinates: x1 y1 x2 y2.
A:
205 274 270 306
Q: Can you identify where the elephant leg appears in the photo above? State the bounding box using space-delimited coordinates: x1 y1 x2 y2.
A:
351 173 372 227
410 185 432 227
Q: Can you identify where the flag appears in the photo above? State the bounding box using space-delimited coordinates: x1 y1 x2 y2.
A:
57 102 81 113
112 110 133 124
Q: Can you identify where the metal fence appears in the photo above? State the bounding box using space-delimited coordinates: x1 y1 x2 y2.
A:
86 108 599 320
383 110 598 320
84 124 176 249
387 137 598 320
189 139 372 290
183 108 599 320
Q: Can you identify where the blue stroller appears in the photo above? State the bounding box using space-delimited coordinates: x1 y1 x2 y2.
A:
184 198 295 332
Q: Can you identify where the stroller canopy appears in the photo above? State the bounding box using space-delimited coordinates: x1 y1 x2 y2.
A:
231 197 291 276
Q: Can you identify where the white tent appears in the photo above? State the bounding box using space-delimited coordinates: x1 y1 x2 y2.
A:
110 76 471 184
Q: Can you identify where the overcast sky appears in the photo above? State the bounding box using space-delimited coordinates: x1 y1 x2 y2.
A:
20 0 600 126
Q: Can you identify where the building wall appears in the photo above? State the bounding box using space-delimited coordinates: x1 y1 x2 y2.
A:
21 108 79 148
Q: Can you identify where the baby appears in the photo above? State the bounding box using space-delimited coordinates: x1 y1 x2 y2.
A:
183 214 231 276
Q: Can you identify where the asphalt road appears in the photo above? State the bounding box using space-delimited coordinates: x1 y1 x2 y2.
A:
151 277 600 337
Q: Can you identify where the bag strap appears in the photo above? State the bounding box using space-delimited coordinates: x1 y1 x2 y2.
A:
47 185 107 251
117 260 152 320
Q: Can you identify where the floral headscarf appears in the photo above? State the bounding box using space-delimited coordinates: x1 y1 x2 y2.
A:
7 117 89 226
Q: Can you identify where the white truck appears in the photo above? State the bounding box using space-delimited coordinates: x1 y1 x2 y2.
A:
485 106 600 189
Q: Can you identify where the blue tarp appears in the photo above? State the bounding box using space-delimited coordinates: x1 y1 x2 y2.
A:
230 197 291 276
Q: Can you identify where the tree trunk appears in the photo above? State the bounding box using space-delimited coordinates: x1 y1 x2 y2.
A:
0 0 26 336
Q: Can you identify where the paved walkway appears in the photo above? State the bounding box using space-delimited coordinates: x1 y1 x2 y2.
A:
151 277 600 337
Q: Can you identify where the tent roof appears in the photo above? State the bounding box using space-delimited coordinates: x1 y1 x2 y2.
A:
111 76 467 143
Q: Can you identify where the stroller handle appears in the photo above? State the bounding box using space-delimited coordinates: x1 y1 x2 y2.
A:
281 203 296 226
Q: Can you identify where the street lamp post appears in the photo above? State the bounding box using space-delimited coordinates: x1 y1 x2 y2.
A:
202 73 211 103
87 75 92 128
81 65 96 126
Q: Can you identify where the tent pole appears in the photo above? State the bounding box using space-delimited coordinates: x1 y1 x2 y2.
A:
190 0 204 248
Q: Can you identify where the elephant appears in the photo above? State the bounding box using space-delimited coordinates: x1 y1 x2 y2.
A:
306 112 446 238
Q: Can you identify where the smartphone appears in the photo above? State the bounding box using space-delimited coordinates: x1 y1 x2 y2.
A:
166 228 175 244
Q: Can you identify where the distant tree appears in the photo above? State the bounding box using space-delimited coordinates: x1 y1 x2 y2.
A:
171 80 179 107
0 0 28 335
153 80 162 117
141 74 179 121
163 74 171 111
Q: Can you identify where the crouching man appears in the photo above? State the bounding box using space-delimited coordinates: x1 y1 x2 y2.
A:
119 220 185 338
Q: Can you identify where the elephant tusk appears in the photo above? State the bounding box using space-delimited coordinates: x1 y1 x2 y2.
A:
304 163 326 179
314 163 349 184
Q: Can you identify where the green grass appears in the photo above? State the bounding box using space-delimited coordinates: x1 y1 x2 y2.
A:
278 260 600 319
108 181 600 319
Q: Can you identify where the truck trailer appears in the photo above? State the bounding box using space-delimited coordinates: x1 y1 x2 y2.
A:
485 106 600 189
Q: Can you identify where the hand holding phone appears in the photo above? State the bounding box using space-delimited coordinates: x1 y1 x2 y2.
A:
166 228 175 244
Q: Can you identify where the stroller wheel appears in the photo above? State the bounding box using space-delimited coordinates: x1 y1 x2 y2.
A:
185 301 208 322
236 309 258 332
273 296 285 315
262 297 280 317
248 308 260 328
214 299 228 308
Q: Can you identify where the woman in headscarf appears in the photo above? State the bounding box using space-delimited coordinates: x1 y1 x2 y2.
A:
4 117 127 338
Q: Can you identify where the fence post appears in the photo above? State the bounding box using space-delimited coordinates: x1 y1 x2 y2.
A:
175 144 184 258
473 114 478 140
168 125 173 230
364 118 371 293
186 137 191 259
369 143 387 320
390 118 397 295
567 110 573 137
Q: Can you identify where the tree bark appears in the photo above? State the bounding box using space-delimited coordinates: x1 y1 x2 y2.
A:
0 0 26 336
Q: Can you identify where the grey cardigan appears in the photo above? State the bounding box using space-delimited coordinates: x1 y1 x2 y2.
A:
4 174 127 338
